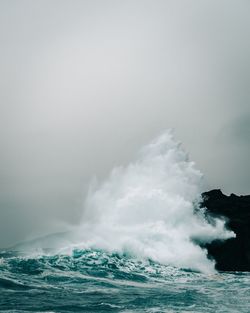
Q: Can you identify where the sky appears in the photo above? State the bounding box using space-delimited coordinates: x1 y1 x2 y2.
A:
0 0 250 247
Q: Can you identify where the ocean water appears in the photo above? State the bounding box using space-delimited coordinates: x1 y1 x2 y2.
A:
0 249 249 313
1 131 249 312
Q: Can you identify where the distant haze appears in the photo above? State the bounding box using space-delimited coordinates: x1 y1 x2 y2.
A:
0 0 250 247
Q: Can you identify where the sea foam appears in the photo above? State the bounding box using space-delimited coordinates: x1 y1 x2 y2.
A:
72 130 234 273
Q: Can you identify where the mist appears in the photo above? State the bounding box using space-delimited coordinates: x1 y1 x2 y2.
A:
0 0 250 247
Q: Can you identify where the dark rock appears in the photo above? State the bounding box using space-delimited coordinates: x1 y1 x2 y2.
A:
201 189 250 271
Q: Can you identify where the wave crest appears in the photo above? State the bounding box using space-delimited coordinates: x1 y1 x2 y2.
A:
71 131 234 273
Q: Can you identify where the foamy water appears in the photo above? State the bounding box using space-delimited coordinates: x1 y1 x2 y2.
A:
1 131 246 313
68 130 234 273
0 249 249 313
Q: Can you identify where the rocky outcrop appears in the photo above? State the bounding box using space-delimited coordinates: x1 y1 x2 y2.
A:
202 189 250 271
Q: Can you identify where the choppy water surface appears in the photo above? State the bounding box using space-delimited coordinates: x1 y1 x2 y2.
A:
0 249 249 313
1 132 248 312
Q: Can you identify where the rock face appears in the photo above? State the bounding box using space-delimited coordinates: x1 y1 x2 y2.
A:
202 189 250 271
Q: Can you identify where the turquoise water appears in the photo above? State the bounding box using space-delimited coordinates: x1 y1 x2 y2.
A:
0 249 249 313
0 133 249 312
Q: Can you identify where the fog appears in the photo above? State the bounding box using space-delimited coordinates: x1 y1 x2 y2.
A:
0 0 249 247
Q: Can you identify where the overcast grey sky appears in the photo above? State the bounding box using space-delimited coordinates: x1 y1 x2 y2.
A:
0 0 250 247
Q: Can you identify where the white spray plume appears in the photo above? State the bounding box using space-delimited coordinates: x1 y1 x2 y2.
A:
71 130 233 273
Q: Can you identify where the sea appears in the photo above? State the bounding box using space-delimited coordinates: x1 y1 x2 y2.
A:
1 131 249 312
0 249 249 313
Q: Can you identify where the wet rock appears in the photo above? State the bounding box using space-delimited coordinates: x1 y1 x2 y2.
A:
202 189 250 271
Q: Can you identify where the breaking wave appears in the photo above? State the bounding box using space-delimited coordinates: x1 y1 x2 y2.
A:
66 130 234 273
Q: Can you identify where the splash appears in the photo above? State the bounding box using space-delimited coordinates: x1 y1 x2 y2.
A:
71 130 233 273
